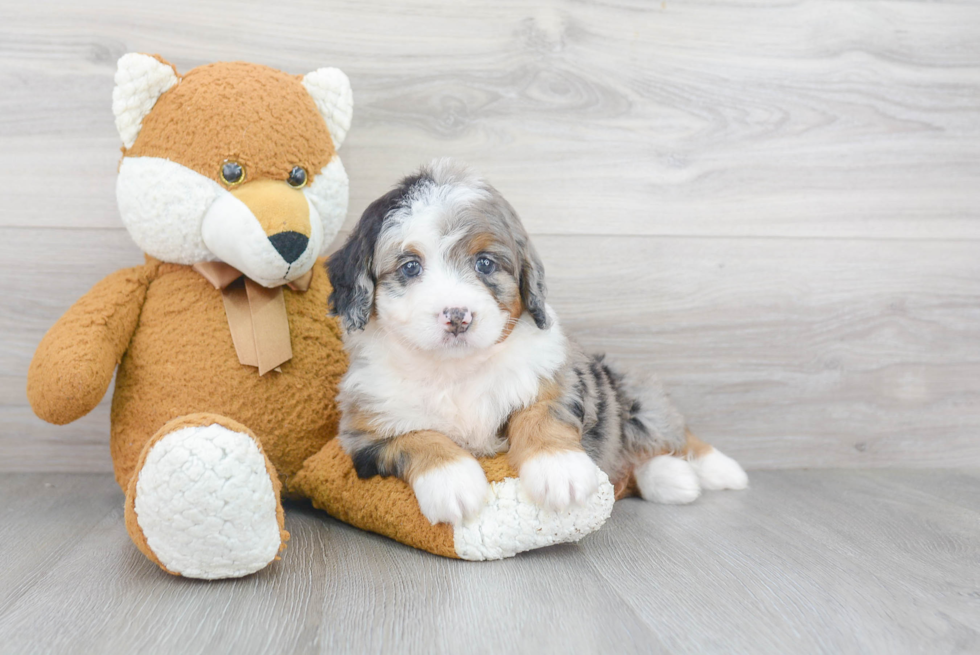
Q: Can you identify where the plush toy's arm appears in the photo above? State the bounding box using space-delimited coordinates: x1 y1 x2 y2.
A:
27 266 151 425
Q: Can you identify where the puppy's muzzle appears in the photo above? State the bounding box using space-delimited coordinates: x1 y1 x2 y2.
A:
441 307 472 335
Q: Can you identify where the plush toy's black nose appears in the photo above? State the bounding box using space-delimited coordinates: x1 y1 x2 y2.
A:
268 231 309 264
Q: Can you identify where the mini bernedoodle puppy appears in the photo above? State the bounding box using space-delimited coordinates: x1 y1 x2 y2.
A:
327 159 747 526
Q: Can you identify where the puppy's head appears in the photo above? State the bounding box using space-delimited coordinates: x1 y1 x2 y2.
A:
328 159 550 355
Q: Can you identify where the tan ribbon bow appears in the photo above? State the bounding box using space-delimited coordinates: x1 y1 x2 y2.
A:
194 262 313 376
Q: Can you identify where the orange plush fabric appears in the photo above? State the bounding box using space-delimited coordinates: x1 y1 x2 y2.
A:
27 267 150 426
126 62 336 185
107 256 346 490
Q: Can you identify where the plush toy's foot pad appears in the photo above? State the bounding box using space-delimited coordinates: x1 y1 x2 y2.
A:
454 467 615 561
290 439 615 561
126 417 286 579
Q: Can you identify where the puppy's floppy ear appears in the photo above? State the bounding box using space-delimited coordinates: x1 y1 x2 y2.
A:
327 235 374 332
327 187 403 331
519 237 551 330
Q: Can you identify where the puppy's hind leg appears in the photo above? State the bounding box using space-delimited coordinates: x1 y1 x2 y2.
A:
617 374 746 503
614 375 701 504
633 454 702 504
632 431 747 503
683 430 748 492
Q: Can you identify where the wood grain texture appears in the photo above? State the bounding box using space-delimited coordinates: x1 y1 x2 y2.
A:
0 471 977 654
1 0 979 471
2 0 980 237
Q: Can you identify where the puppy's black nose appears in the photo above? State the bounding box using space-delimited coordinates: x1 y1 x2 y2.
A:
268 231 309 264
441 307 472 335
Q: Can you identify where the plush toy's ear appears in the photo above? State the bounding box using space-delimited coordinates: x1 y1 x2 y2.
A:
112 53 179 149
302 68 354 150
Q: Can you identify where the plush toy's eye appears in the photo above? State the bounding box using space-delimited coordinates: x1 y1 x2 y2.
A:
401 261 422 278
220 161 245 186
475 256 496 275
287 166 308 189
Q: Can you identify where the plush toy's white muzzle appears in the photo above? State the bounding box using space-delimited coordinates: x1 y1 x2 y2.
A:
201 184 323 288
117 156 348 284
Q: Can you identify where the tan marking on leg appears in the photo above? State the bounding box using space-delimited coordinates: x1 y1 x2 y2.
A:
536 377 564 402
613 470 639 500
635 429 716 461
506 378 584 470
681 430 715 459
389 430 473 483
617 431 715 499
341 406 476 485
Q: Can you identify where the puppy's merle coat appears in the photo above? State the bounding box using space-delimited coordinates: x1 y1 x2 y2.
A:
327 160 746 525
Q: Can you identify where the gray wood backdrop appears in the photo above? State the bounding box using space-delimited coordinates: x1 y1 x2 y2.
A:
2 0 978 472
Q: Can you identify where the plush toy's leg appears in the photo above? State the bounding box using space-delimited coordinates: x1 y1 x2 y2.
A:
124 413 288 579
629 430 748 504
290 439 615 561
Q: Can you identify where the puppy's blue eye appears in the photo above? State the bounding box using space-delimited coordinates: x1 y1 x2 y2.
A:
475 257 495 275
401 261 422 277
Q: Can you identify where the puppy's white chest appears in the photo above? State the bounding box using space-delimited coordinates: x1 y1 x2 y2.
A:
342 312 568 456
413 374 525 455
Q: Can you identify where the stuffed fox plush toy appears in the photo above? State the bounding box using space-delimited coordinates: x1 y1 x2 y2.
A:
26 54 614 579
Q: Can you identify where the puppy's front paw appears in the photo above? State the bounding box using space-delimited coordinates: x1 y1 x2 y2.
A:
412 458 489 526
520 450 601 512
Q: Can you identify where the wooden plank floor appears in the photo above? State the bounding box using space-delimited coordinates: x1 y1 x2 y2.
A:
1 471 977 654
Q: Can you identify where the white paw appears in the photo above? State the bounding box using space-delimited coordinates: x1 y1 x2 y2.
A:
412 458 489 525
635 455 701 504
134 424 282 579
519 451 601 512
691 449 749 490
